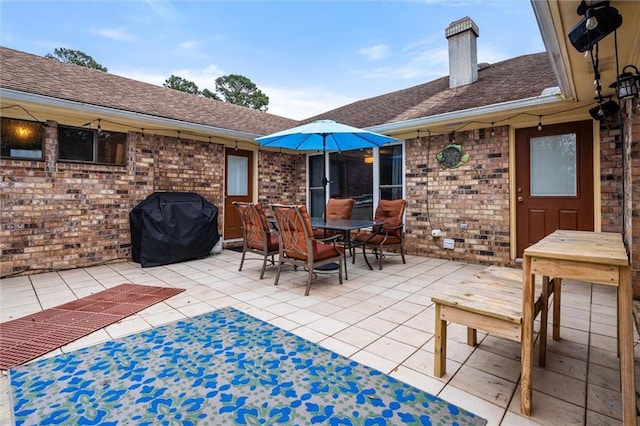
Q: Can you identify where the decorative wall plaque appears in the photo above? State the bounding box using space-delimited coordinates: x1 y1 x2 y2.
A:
436 144 470 169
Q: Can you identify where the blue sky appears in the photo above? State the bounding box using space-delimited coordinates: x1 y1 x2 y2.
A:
1 0 545 120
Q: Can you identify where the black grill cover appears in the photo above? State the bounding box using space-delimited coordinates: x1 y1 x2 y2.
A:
130 192 220 267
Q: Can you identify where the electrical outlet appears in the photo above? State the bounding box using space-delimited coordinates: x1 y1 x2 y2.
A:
443 238 455 249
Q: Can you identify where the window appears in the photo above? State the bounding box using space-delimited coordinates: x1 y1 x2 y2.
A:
329 150 373 220
307 143 404 220
1 117 44 159
58 125 126 165
308 154 326 218
530 133 576 196
379 144 403 200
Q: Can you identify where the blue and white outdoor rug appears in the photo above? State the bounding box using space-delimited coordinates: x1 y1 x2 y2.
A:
9 307 486 425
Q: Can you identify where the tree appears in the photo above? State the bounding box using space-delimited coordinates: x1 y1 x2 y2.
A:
215 74 269 112
201 88 221 100
163 75 200 95
161 73 268 112
45 48 108 72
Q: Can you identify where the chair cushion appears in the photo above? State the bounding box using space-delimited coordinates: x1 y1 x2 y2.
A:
355 233 401 245
373 199 406 238
312 228 346 240
248 234 279 251
325 198 355 220
315 242 343 260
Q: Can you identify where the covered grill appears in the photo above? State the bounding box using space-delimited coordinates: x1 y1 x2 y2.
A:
130 192 220 267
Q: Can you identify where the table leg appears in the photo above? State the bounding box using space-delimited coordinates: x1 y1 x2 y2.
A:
520 256 535 416
618 266 635 425
434 303 447 377
538 276 549 367
552 278 561 340
343 235 350 280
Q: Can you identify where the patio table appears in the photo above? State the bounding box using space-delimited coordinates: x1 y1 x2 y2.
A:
311 218 383 280
521 230 634 424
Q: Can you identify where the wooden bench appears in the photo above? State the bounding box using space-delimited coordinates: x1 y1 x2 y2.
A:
432 265 556 378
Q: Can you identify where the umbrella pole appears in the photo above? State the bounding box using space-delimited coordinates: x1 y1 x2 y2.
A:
322 134 327 219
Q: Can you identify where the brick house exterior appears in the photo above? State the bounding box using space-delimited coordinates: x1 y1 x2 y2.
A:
1 8 638 292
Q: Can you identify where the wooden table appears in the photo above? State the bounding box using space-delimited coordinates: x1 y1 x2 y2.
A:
521 230 634 424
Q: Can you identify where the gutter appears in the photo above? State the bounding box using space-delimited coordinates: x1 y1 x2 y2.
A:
366 90 565 134
0 88 262 141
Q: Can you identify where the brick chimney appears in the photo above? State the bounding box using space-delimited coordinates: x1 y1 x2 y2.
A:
445 17 479 89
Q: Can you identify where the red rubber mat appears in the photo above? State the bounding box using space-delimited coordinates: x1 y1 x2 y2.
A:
0 283 184 370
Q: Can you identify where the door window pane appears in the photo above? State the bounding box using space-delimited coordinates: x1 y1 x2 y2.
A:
530 133 576 196
227 155 248 196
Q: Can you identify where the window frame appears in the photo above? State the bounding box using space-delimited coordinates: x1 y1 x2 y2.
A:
58 124 126 166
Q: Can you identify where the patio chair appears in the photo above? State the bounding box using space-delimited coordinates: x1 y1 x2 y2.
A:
232 201 279 279
312 197 355 240
271 204 343 296
354 199 406 270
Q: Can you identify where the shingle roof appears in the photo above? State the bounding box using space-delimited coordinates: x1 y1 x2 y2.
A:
1 47 556 135
0 47 297 136
303 52 556 128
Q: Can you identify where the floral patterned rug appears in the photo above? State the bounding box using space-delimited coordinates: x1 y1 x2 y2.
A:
9 307 486 425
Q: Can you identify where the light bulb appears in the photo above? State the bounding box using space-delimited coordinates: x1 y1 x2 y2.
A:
537 116 542 131
585 9 598 31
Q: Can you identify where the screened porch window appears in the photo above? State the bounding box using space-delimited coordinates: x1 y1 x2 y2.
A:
308 143 403 219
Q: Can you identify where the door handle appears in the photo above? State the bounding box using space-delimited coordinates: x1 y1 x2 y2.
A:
517 196 524 202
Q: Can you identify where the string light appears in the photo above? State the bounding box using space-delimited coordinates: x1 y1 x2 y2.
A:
234 140 238 151
97 119 101 131
1 101 598 146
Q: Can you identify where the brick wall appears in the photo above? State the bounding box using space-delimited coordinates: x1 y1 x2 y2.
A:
404 126 512 266
257 151 306 210
1 122 136 276
620 100 639 292
599 119 624 232
0 125 227 277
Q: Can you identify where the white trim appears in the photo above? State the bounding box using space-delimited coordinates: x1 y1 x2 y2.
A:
366 93 565 134
530 0 576 101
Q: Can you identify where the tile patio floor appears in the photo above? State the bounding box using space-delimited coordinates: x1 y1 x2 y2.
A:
1 249 638 425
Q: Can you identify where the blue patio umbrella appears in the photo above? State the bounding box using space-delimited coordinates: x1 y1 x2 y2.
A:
256 120 397 215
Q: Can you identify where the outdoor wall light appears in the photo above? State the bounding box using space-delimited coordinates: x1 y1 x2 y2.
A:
609 65 640 100
588 98 619 121
568 0 622 52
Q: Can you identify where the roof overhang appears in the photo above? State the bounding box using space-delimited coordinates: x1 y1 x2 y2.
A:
531 0 640 104
367 90 592 139
0 88 262 144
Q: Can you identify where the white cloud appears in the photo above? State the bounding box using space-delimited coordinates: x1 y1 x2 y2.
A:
111 64 225 92
359 44 390 60
93 28 135 42
177 40 198 50
262 86 356 120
